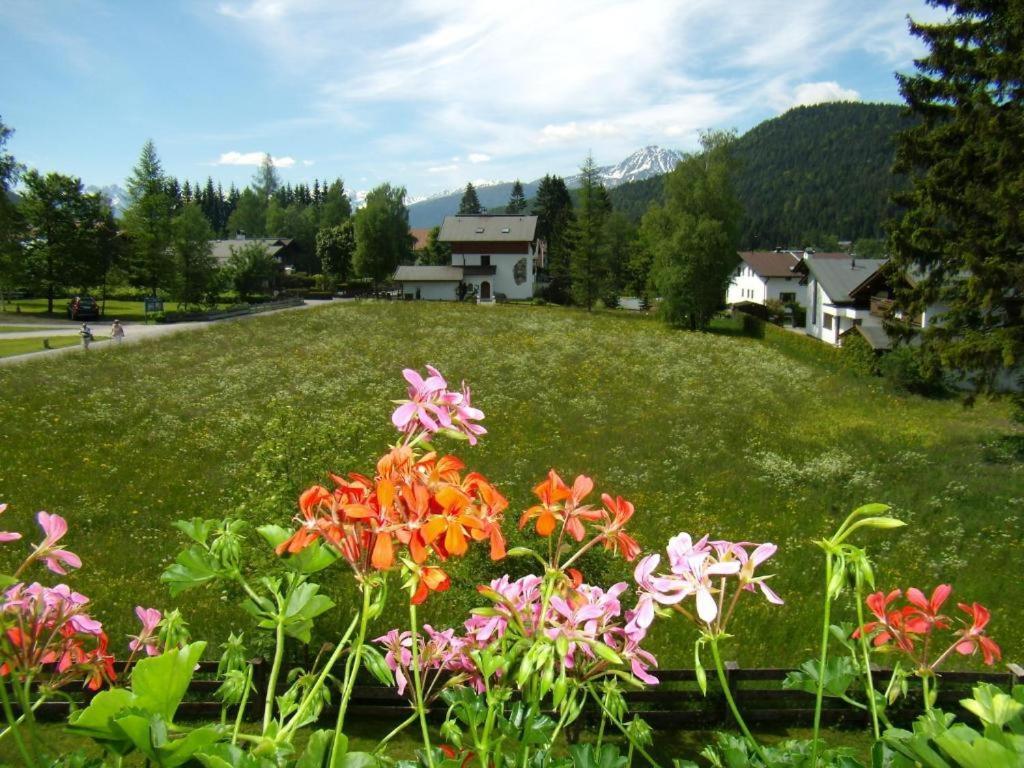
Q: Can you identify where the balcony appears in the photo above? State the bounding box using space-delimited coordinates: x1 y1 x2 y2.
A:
870 296 921 327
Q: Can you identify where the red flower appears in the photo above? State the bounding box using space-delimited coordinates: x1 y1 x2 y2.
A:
954 602 1001 665
412 567 451 605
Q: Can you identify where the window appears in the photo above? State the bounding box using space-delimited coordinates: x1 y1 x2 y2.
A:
474 227 485 234
780 292 796 303
481 255 491 267
500 227 511 234
823 313 833 330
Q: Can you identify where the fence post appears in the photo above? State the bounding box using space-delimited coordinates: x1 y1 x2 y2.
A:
1008 663 1023 689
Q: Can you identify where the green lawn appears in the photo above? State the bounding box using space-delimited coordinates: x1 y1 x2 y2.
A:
0 325 70 333
0 297 235 323
0 302 1019 671
0 335 109 358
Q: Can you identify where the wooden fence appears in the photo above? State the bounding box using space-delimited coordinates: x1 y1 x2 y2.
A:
32 662 1023 731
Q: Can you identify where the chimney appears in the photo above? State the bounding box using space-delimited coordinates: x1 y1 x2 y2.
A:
851 256 857 269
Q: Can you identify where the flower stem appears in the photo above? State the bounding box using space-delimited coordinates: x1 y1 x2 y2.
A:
587 687 663 768
811 553 834 765
920 673 932 714
708 634 765 763
0 674 33 768
262 618 286 734
854 571 881 740
332 584 374 767
232 665 254 746
374 712 419 754
407 595 436 768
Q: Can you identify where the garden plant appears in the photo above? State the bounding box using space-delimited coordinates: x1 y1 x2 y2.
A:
0 365 1016 767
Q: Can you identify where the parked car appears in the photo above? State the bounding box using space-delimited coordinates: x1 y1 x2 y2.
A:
67 296 101 320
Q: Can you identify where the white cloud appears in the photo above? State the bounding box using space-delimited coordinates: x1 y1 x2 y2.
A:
791 81 861 108
428 164 458 173
302 159 315 166
215 151 296 168
467 153 491 164
538 120 623 144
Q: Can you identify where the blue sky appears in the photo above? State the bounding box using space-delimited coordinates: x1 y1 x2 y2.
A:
0 0 945 203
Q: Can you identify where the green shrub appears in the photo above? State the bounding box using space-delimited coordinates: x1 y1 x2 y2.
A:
878 345 946 395
839 331 879 375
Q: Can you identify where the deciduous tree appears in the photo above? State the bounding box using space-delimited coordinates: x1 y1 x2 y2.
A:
317 220 356 282
353 183 410 289
171 203 217 308
642 130 742 329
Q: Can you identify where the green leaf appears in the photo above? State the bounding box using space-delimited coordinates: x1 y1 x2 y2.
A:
281 581 336 643
296 729 336 768
161 545 223 596
66 688 137 750
173 518 218 545
338 752 380 768
131 641 207 722
590 641 623 665
961 684 1024 729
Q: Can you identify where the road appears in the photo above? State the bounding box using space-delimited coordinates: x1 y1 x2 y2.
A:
0 300 333 367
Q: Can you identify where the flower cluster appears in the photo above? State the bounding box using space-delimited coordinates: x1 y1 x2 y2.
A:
278 367 506 602
391 366 486 445
0 582 115 690
630 533 783 636
377 572 660 696
519 470 641 565
854 585 1001 667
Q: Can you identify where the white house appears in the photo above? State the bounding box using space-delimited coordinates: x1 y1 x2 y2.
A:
799 254 890 346
726 250 805 306
394 215 538 302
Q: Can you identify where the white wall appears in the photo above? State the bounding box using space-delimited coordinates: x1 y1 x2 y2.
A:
726 265 765 304
400 281 460 301
450 248 534 300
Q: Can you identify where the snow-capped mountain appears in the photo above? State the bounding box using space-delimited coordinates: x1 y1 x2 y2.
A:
566 146 683 188
85 184 129 217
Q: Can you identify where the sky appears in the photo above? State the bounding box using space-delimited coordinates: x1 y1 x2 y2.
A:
0 0 947 203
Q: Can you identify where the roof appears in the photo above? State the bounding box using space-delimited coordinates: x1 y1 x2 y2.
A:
845 324 893 351
409 228 431 251
805 256 887 303
439 215 537 243
209 238 294 265
737 251 801 278
394 265 463 283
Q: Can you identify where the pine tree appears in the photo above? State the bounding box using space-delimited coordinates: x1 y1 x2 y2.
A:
182 179 193 205
506 180 527 214
253 153 280 200
569 154 611 309
888 0 1024 399
312 179 322 207
123 140 175 296
201 177 218 233
532 175 575 303
458 182 483 215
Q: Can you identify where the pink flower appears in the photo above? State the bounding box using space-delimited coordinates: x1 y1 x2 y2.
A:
34 512 82 575
390 366 487 444
375 628 413 695
128 606 162 656
954 602 1001 665
0 503 21 543
735 543 784 606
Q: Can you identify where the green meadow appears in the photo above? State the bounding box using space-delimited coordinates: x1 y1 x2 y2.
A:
0 301 1019 670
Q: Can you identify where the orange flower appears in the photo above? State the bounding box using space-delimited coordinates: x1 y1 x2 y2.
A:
519 469 571 536
276 485 332 555
412 566 451 605
599 493 640 561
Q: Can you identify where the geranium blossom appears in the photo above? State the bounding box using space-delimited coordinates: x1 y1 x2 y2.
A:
0 503 21 543
391 365 487 445
128 606 163 657
32 511 82 575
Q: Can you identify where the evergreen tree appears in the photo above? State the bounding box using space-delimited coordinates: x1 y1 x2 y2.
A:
200 177 219 233
182 179 193 205
569 154 611 309
601 212 637 305
165 177 182 214
253 153 280 201
317 219 356 282
642 130 742 330
312 179 322 207
353 183 410 289
227 188 266 237
171 203 217 308
122 140 175 296
505 180 527 214
320 179 352 228
888 0 1024 400
458 182 483 214
532 175 575 303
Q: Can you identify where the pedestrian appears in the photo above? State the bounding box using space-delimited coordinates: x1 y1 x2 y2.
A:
111 319 125 344
80 322 94 350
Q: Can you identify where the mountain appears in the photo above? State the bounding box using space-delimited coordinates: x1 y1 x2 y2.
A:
85 184 129 218
406 146 683 228
607 102 911 246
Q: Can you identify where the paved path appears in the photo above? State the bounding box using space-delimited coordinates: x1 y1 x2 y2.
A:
0 300 332 367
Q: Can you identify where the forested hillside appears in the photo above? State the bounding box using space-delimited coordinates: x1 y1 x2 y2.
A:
608 102 911 247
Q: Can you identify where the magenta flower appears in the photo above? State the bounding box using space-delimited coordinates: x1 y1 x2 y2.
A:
0 503 21 543
33 512 82 575
128 606 163 657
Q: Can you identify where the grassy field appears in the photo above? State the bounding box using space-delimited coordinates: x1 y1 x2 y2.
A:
0 335 109 358
0 297 238 323
0 301 1019 672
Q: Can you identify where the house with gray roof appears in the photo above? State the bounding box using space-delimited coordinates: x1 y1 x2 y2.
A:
394 215 538 302
797 255 888 346
209 237 296 269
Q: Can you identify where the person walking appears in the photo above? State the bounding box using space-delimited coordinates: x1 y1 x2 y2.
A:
80 322 94 350
111 319 125 344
